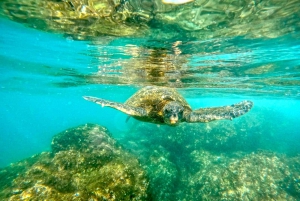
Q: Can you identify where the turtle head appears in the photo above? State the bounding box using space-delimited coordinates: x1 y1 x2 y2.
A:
163 101 184 126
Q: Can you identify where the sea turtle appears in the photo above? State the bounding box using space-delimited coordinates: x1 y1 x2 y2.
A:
83 86 253 126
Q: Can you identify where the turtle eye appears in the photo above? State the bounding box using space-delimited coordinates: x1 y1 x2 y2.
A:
178 110 183 118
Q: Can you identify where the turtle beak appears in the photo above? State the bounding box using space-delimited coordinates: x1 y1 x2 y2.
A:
170 115 178 124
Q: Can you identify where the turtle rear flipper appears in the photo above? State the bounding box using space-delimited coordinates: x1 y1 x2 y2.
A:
185 100 253 123
83 96 147 117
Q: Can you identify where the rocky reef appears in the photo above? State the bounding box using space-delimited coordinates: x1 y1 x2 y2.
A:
120 106 300 200
0 124 148 200
185 150 296 200
1 116 300 200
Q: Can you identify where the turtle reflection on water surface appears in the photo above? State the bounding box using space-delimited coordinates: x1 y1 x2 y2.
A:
84 86 253 126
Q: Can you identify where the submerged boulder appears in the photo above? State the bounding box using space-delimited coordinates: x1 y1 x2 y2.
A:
185 150 296 200
0 124 148 201
120 117 300 200
1 121 300 201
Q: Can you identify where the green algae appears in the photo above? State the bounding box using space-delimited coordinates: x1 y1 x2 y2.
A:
1 119 300 200
0 124 148 201
120 107 300 200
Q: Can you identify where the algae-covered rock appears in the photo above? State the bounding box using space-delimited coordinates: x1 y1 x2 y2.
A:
0 124 148 201
281 156 300 200
1 118 300 200
185 150 296 200
120 111 300 200
144 146 179 201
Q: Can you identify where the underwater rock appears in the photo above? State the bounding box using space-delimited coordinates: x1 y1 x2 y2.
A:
185 150 299 200
0 153 45 199
281 156 300 200
145 146 179 201
120 113 300 200
1 119 300 200
0 124 148 201
119 123 185 200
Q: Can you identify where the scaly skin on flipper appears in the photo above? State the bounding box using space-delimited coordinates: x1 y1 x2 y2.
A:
185 100 253 123
83 96 147 117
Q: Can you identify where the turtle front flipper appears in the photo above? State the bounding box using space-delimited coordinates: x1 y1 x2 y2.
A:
185 100 253 123
83 96 147 117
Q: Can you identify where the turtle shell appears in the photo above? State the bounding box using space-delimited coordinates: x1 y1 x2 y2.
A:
125 86 192 124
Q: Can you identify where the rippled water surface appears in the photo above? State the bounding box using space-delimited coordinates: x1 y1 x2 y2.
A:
0 0 300 200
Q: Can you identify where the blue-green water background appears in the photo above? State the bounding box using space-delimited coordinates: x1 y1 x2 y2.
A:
1 16 300 168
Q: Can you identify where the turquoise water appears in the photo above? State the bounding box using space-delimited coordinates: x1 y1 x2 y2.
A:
1 1 300 199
